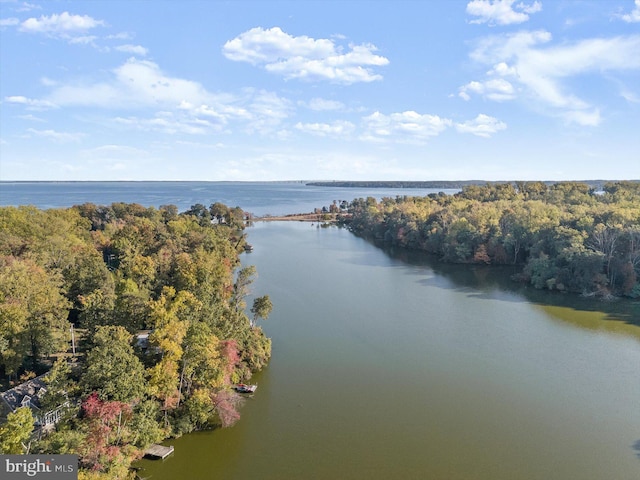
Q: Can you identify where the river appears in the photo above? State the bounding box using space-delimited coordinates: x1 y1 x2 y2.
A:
137 221 640 480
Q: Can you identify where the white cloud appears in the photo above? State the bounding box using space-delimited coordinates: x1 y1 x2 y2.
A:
67 35 98 45
106 32 133 40
0 18 20 27
115 44 149 56
17 114 46 122
19 11 105 34
620 0 640 22
304 98 345 111
11 58 295 137
360 111 452 144
114 113 219 136
560 109 601 127
295 120 355 137
243 90 294 134
178 101 228 122
223 27 389 84
26 128 83 142
9 11 105 45
620 88 640 104
223 26 334 63
40 77 57 87
17 3 42 13
464 31 640 125
459 78 516 101
3 95 57 109
466 0 542 26
247 90 292 120
82 144 149 157
46 58 213 108
455 114 507 137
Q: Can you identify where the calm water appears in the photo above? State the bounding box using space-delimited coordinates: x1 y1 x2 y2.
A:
0 181 454 216
137 223 640 480
4 182 639 479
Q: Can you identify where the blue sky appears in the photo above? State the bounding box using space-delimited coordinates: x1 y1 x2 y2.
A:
1 0 639 181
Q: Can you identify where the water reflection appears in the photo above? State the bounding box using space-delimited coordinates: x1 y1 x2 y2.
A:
376 241 640 336
137 223 640 480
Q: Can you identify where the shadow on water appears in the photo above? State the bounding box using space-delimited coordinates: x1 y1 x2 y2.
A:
359 239 640 334
633 439 640 460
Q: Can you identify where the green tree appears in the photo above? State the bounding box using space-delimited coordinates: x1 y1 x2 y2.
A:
184 204 212 226
232 265 256 312
209 202 229 224
78 288 116 331
41 357 75 412
147 287 199 416
0 407 34 453
225 207 246 230
82 326 145 402
250 295 273 327
0 257 71 375
129 400 166 448
180 323 223 396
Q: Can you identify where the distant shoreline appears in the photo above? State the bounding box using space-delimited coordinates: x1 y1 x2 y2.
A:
1 179 636 187
305 180 637 190
254 212 345 222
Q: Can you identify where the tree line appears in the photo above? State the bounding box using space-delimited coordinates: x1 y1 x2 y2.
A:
0 201 271 479
344 181 640 297
307 179 615 190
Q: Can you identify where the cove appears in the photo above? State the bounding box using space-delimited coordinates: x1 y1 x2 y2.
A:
137 222 640 480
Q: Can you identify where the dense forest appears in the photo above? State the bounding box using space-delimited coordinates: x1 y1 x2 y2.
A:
344 181 640 298
0 202 271 479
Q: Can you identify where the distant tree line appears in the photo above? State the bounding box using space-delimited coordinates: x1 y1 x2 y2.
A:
343 181 640 298
0 202 271 479
307 179 621 190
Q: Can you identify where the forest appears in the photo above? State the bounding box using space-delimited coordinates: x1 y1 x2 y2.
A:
0 201 271 479
344 181 640 298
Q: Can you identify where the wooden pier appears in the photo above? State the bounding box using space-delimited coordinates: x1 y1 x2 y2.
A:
144 444 174 459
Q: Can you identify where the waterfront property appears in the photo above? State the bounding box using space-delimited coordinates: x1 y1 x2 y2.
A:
1 375 68 428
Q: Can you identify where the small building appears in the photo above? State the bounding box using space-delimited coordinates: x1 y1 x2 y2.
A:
1 375 67 428
135 329 160 355
135 330 151 349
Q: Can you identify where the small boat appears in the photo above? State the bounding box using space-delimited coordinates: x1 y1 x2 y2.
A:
244 244 253 252
233 384 257 393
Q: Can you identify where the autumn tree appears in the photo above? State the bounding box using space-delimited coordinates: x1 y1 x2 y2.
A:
0 407 34 454
79 393 136 477
82 326 145 402
41 357 76 413
0 257 70 375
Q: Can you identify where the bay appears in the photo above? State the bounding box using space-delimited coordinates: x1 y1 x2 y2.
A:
3 181 639 479
0 181 454 216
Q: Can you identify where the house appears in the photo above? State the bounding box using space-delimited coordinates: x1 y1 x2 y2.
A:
1 375 68 428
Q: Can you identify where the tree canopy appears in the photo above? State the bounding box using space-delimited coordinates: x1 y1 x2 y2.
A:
0 201 270 479
344 181 640 297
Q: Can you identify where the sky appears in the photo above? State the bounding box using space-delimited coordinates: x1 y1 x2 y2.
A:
0 0 639 181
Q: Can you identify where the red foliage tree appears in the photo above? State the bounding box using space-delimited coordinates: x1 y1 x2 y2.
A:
81 392 132 471
220 339 240 384
210 389 243 428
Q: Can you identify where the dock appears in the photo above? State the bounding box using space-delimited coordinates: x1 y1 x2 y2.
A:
144 444 174 459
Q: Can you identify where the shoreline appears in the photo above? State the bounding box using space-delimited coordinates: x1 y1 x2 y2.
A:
253 212 347 222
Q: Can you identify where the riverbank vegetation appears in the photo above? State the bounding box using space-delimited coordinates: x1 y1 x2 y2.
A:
344 181 640 298
0 202 271 478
